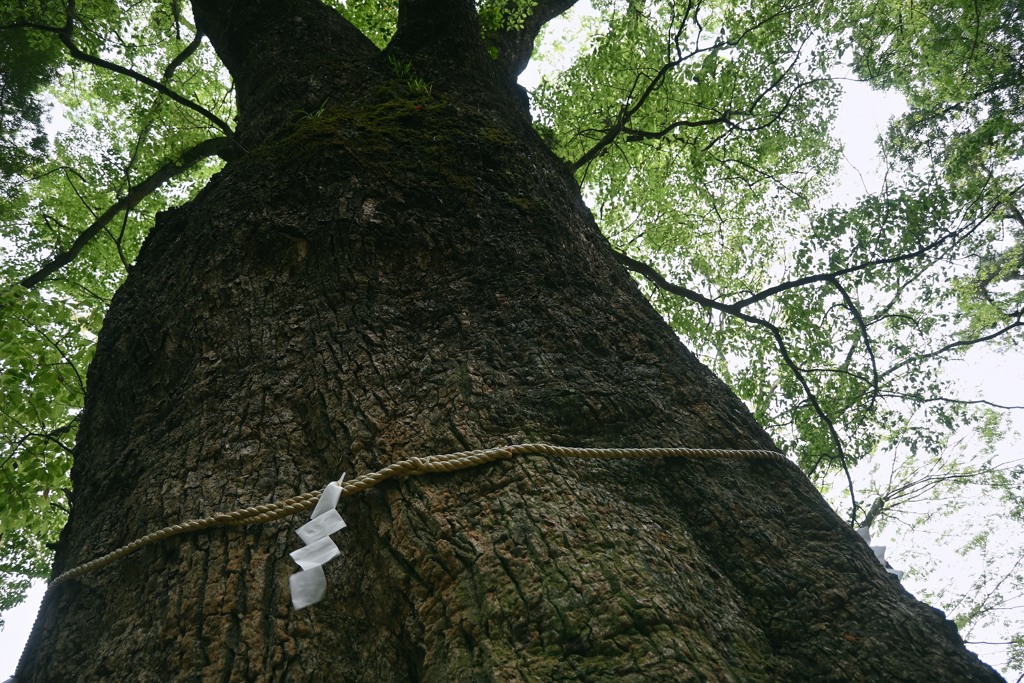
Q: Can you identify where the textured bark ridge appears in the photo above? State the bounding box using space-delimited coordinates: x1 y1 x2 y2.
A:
17 0 1004 681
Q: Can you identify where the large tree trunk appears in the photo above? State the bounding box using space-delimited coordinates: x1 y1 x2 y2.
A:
16 0 1003 680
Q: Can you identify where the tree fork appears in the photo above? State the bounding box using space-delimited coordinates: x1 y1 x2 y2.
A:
191 0 383 147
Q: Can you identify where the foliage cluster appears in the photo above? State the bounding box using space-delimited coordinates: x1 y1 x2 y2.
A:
0 0 229 627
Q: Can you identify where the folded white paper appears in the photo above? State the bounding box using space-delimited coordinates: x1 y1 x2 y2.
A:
291 535 341 570
856 525 902 581
289 476 347 610
296 509 347 545
289 566 327 610
311 481 343 519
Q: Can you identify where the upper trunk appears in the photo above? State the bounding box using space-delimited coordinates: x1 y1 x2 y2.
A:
16 1 1003 681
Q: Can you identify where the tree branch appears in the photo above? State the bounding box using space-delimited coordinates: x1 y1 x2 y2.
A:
1 12 238 146
620 47 827 146
621 113 735 141
828 275 880 397
162 27 205 82
859 496 886 530
881 309 1024 381
571 52 701 172
17 137 233 290
58 35 237 144
879 393 1024 411
612 249 859 520
485 0 581 82
729 202 1000 311
570 2 814 172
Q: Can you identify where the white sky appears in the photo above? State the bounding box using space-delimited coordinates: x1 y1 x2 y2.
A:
3 10 1023 681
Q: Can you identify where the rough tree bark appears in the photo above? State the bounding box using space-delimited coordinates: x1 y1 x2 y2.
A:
16 0 1004 680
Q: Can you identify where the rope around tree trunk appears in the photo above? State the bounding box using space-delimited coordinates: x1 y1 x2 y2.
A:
49 443 796 587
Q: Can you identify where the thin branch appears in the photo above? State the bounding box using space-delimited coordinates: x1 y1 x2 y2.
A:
58 38 236 145
1 12 238 147
622 47 826 146
570 2 814 171
2 419 77 467
613 249 727 312
571 48 709 171
828 275 880 397
105 207 133 273
621 113 734 141
733 226 974 309
730 180 1022 311
61 168 99 220
162 28 205 82
877 392 1024 411
881 309 1024 381
34 326 85 394
612 248 859 520
17 137 233 290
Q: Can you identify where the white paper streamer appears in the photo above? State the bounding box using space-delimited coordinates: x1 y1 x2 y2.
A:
311 482 343 519
296 509 347 545
290 476 346 609
289 566 327 610
856 525 903 580
291 535 341 570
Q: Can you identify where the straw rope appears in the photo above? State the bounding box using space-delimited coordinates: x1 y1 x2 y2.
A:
49 442 792 587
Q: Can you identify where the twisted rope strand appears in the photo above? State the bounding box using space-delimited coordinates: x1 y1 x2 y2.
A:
49 443 790 587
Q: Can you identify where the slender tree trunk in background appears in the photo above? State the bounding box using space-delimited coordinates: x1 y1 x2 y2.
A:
15 0 1004 680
